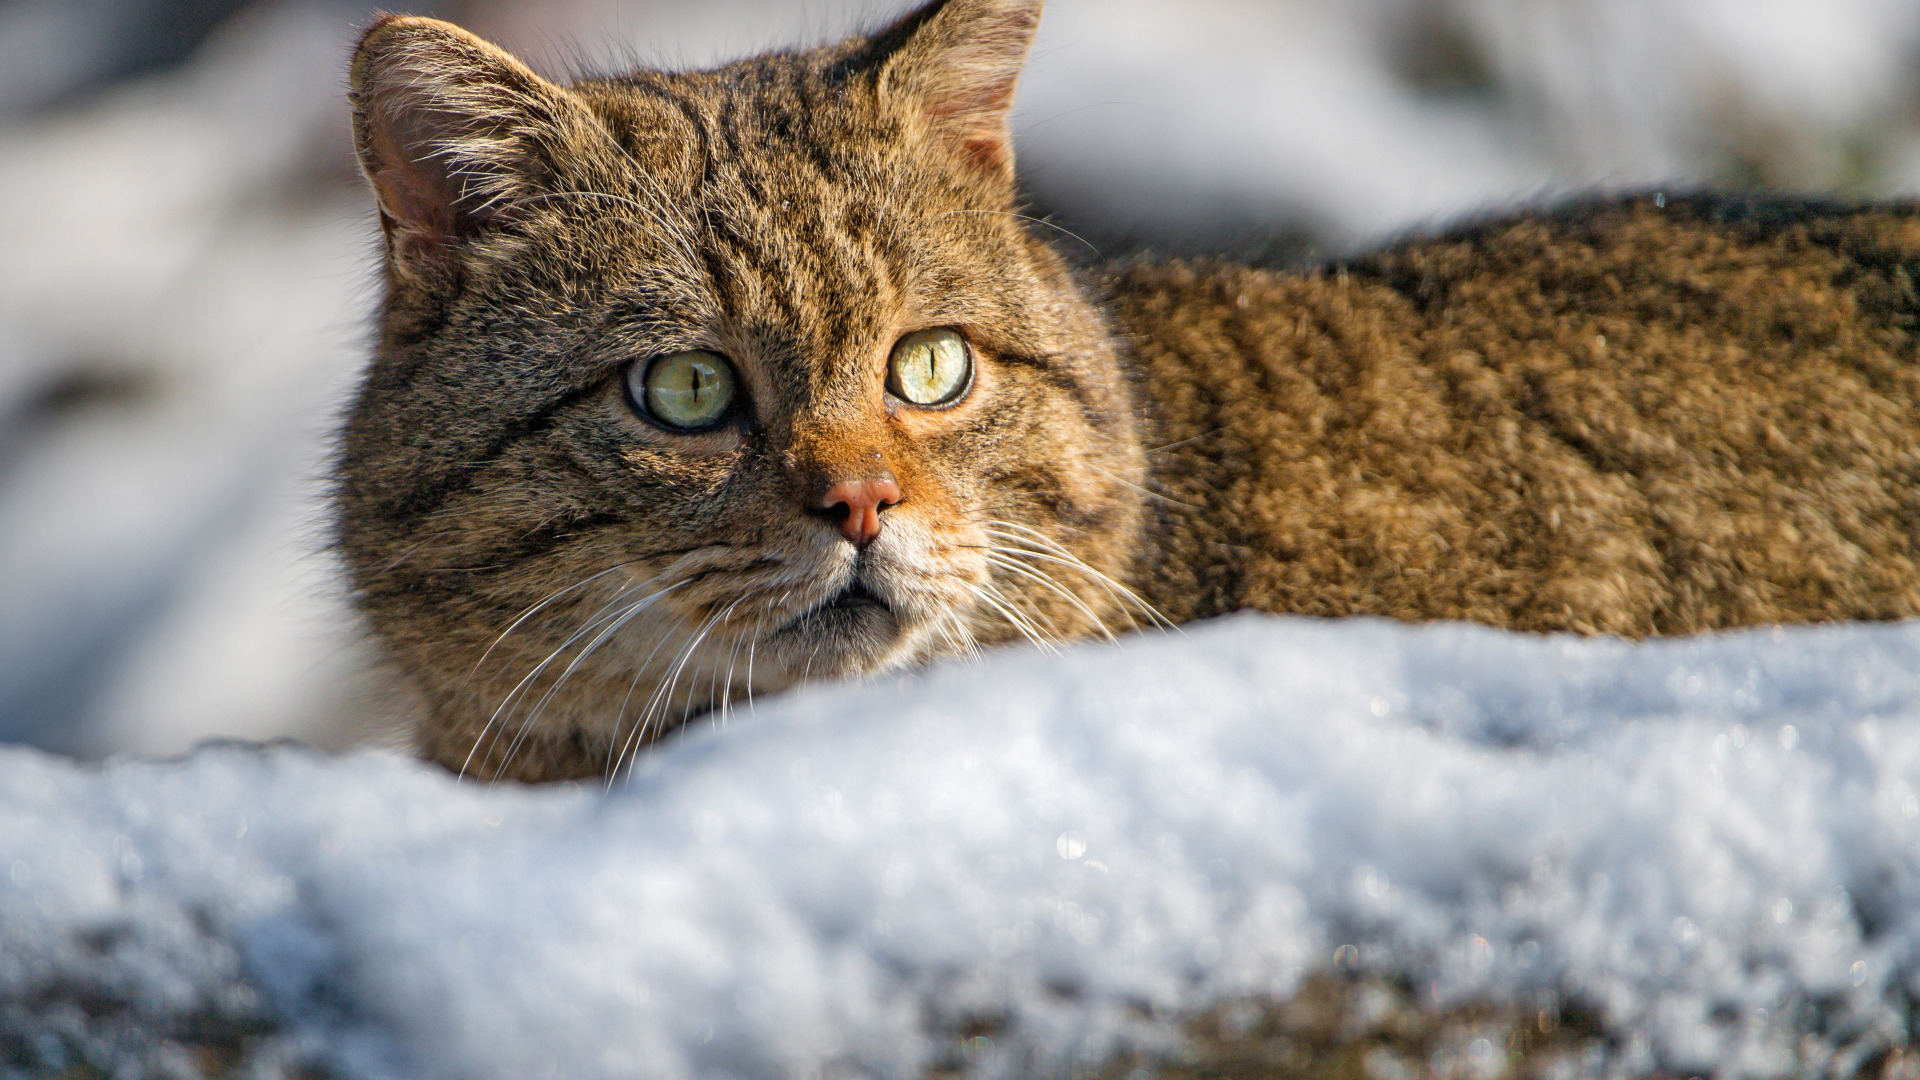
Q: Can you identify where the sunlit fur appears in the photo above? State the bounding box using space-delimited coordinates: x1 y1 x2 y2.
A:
338 0 1152 781
1113 200 1920 636
340 2 1920 784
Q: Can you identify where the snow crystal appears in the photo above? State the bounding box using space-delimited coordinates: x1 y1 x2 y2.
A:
3 614 1918 1078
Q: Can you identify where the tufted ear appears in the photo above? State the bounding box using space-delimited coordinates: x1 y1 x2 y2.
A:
874 0 1042 185
348 16 619 289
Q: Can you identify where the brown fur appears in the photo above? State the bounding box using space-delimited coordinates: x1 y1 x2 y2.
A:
1118 196 1920 635
336 1 1920 785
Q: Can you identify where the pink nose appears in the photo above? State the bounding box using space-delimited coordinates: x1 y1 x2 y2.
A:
819 479 901 546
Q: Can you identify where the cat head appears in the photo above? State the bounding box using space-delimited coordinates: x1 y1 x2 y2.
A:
335 0 1150 781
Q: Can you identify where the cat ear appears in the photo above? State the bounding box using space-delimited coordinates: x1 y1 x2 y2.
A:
875 0 1042 184
349 16 614 288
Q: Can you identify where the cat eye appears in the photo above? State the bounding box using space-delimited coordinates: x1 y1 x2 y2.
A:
628 350 738 431
887 328 972 406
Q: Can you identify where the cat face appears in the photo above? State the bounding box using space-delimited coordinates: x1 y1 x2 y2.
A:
336 0 1150 780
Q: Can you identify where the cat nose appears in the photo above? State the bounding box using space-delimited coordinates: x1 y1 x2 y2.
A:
816 478 901 546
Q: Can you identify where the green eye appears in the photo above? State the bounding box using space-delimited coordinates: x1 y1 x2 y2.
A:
630 350 737 430
887 328 971 406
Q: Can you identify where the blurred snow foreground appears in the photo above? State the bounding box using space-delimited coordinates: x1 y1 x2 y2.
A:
5 615 1920 1079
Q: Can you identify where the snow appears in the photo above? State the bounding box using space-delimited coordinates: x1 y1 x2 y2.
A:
6 614 1919 1078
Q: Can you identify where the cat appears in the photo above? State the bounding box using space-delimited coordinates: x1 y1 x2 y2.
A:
336 0 1920 785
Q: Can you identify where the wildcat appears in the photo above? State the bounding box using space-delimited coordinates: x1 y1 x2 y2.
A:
336 0 1920 784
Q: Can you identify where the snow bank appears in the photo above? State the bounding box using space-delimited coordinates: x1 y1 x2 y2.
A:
5 614 1918 1079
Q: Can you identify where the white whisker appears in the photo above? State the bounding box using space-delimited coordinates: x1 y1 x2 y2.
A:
604 614 696 785
500 582 678 772
984 521 1176 631
612 605 730 779
464 580 654 780
968 581 1061 655
1085 461 1203 512
744 615 763 720
463 562 646 689
981 551 1120 643
490 582 685 783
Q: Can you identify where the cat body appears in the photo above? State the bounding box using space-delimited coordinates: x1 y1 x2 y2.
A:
1123 196 1920 636
336 0 1920 782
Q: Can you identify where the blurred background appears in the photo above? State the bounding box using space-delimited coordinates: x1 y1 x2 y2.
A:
5 0 1920 759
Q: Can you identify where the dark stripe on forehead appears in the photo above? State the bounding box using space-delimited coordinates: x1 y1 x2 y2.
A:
697 97 783 319
706 199 807 333
787 68 854 184
831 237 889 355
714 94 749 168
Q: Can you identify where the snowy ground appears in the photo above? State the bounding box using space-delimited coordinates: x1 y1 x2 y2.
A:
5 615 1919 1078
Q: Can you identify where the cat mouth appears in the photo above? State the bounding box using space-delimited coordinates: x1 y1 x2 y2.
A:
818 581 888 613
793 580 892 624
769 578 903 667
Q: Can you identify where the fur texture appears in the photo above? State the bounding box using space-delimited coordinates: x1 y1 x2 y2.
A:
337 1 1920 783
1119 195 1920 635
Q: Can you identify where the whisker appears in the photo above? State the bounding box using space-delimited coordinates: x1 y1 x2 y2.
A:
975 539 1143 632
984 521 1177 631
501 583 679 772
678 605 736 730
608 662 653 784
1143 428 1225 456
743 615 763 721
604 614 698 784
463 580 655 780
968 581 1061 655
612 606 728 779
462 542 730 695
648 612 724 748
939 208 1100 258
1084 461 1203 512
981 550 1121 644
717 629 740 727
463 561 648 689
490 583 685 783
931 604 984 665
